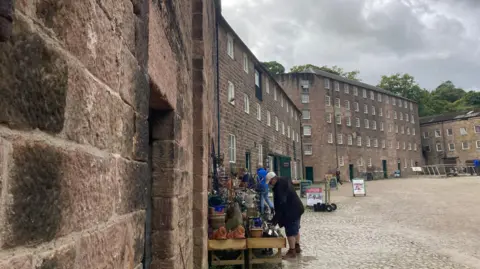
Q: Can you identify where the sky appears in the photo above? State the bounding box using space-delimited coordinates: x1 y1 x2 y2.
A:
221 0 480 91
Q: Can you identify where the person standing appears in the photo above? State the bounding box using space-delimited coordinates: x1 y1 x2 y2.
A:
257 168 274 214
266 172 304 259
335 168 343 185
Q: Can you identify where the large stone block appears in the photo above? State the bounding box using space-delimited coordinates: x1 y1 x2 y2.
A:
132 113 149 162
150 256 183 269
151 197 178 230
115 158 148 214
152 168 188 198
35 242 76 269
2 140 116 248
124 211 146 269
0 254 32 269
63 62 135 157
0 17 68 133
151 229 179 260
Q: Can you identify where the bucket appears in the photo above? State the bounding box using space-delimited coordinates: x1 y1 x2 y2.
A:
210 214 226 229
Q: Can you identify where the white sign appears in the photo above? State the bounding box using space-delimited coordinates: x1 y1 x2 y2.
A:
306 188 323 206
411 167 422 172
352 179 366 196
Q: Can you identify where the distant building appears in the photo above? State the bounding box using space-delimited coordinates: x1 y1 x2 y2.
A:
276 70 422 182
218 16 303 179
420 110 480 166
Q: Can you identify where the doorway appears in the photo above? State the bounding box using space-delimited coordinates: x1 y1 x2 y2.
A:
305 166 314 182
278 156 292 177
382 160 387 178
397 161 401 171
349 164 354 180
245 152 251 172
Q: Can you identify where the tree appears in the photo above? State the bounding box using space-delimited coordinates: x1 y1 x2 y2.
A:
290 64 361 81
431 81 465 103
262 61 285 75
377 73 422 102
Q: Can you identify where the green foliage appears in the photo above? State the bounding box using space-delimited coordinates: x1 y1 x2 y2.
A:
377 74 478 117
290 64 361 81
262 61 285 75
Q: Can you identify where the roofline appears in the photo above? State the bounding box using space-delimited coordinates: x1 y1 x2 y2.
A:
284 70 417 104
218 15 302 114
420 112 480 126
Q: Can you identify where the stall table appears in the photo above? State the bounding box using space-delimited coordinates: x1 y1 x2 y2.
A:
208 239 247 269
247 237 286 269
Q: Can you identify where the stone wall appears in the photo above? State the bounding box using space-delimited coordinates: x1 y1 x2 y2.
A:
0 0 149 268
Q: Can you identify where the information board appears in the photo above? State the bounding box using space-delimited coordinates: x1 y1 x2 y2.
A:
352 179 366 196
306 188 323 206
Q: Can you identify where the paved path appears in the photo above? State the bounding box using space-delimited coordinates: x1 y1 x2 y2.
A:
278 177 480 269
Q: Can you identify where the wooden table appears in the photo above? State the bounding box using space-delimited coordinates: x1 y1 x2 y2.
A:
208 239 247 269
247 237 286 269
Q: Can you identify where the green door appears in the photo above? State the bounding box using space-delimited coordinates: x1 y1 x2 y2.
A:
278 156 291 178
397 161 401 171
305 167 314 182
349 164 354 180
382 160 387 178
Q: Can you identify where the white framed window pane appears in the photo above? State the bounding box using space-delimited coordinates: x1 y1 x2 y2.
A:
243 53 249 73
302 93 310 103
267 111 271 126
304 125 312 136
257 103 261 121
325 96 331 106
328 133 333 143
337 134 343 144
229 134 236 163
304 145 313 155
228 81 235 105
244 94 249 113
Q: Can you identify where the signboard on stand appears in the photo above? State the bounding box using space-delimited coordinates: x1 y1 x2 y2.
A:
352 178 366 196
306 188 323 206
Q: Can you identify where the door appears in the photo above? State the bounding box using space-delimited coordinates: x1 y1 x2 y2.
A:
382 160 387 178
245 152 251 172
279 156 292 178
305 166 314 182
397 161 401 171
349 164 354 180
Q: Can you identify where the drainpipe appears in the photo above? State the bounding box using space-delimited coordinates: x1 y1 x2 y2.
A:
215 1 221 159
0 0 13 42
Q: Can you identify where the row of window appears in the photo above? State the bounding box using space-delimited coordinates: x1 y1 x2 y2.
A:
227 134 264 164
318 115 416 135
322 78 414 110
323 134 417 150
320 96 415 123
426 141 480 152
424 126 480 138
337 156 417 169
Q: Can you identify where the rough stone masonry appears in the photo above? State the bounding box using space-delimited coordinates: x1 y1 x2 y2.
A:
0 0 217 269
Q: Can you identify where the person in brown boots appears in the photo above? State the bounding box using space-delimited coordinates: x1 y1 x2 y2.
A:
266 172 304 259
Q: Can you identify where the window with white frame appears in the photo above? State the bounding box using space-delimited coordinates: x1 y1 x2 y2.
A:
344 84 349 93
335 81 340 91
423 131 429 138
389 124 393 132
296 133 299 143
348 135 353 145
412 128 416 135
335 98 340 108
345 100 350 110
404 100 407 108
339 156 345 166
244 94 249 113
258 144 263 165
379 107 383 116
460 127 468 135
282 122 285 135
386 96 389 104
229 134 236 163
389 141 393 148
394 111 397 119
395 125 399 133
346 117 351 126
337 134 343 144
435 129 441 137
324 78 330 89
255 69 260 88
325 95 331 106
410 102 413 110
436 143 443 151
396 141 400 149
404 158 407 168
374 138 378 147
386 110 390 118
392 98 396 106
411 115 415 123
368 158 372 167
405 114 409 122
328 133 333 143
411 159 414 167
301 93 309 103
287 126 291 138
291 108 293 118
477 141 480 148
267 111 271 126
357 136 362 146
407 127 410 135
274 87 277 101
243 53 249 73
366 137 371 147
363 89 367 98
382 140 386 148
353 87 358 96
304 125 312 136
475 125 480 133
448 143 455 151
372 106 376 115
462 141 469 150
364 119 369 129
227 34 234 58
447 128 453 136
256 103 261 121
372 121 377 130
275 116 279 131
400 113 403 120
403 142 406 150
292 131 295 141
356 117 360 127
370 91 374 100
266 80 270 94
280 94 284 107
378 93 382 102
286 103 289 113
380 122 384 131
408 143 412 150
295 112 298 121
336 115 342 125
326 113 332 123
304 144 313 155
401 126 404 134
228 81 235 105
303 109 311 120
355 102 359 112
414 143 417 151
357 157 364 166
364 104 368 114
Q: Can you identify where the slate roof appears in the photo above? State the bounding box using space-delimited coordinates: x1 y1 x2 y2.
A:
420 110 480 125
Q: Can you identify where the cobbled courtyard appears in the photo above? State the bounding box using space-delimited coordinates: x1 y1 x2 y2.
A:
279 177 480 269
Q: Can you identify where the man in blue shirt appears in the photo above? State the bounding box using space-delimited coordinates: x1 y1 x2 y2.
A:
257 168 274 214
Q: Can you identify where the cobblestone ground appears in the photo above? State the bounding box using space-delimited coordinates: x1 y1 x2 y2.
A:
277 177 480 269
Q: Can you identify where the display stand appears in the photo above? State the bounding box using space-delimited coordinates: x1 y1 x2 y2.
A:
352 178 366 197
208 239 247 269
247 237 286 269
